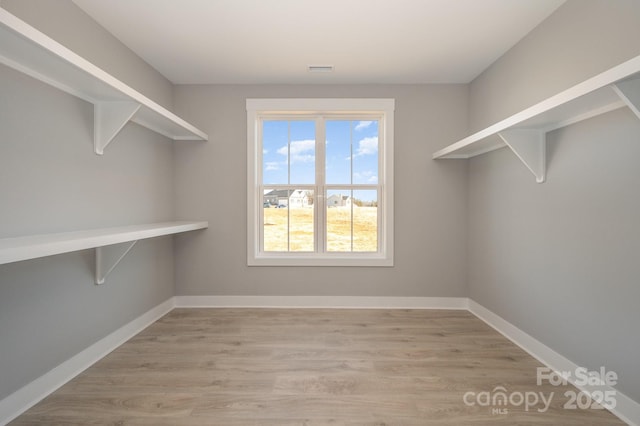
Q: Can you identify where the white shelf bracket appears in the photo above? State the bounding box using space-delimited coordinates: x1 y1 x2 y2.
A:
498 129 546 183
95 240 137 285
94 101 141 155
613 77 640 120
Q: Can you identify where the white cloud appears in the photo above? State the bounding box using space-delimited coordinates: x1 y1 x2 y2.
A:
353 170 378 184
263 148 269 154
354 136 378 157
265 161 280 171
355 121 373 131
277 139 315 163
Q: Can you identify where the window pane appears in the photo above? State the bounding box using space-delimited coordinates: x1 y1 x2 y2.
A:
353 121 379 184
326 189 378 252
325 120 351 184
289 121 315 184
263 120 315 185
262 121 288 185
289 189 314 252
263 189 314 252
263 189 291 251
326 189 352 252
352 190 378 252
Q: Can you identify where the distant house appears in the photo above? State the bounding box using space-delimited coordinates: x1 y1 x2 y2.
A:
289 190 313 208
263 189 313 208
263 189 290 207
326 193 352 208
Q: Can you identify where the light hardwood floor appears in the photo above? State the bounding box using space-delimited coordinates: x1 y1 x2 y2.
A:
12 309 624 425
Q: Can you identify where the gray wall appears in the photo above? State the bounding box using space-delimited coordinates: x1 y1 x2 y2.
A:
173 84 469 297
468 0 640 402
0 1 176 400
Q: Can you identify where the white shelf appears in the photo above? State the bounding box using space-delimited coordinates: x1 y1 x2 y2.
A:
0 8 208 155
433 54 640 183
0 221 208 284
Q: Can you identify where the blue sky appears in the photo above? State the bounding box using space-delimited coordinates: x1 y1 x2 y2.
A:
262 119 379 189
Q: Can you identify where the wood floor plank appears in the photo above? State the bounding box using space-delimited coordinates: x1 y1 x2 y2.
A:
10 308 625 425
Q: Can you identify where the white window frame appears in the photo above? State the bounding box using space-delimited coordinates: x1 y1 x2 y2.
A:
247 98 394 266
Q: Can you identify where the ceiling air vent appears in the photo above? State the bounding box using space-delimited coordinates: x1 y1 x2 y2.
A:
308 65 334 73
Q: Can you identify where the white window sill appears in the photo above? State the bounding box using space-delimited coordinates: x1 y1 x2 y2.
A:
248 254 394 267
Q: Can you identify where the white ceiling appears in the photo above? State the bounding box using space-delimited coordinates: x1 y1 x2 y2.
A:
72 0 565 85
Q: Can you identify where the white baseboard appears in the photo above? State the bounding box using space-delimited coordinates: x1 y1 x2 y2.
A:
174 295 469 309
468 299 639 426
0 298 175 426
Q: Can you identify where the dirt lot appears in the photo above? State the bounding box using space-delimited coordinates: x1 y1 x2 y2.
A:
263 207 377 252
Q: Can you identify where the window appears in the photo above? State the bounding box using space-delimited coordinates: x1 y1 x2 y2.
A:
247 99 394 266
